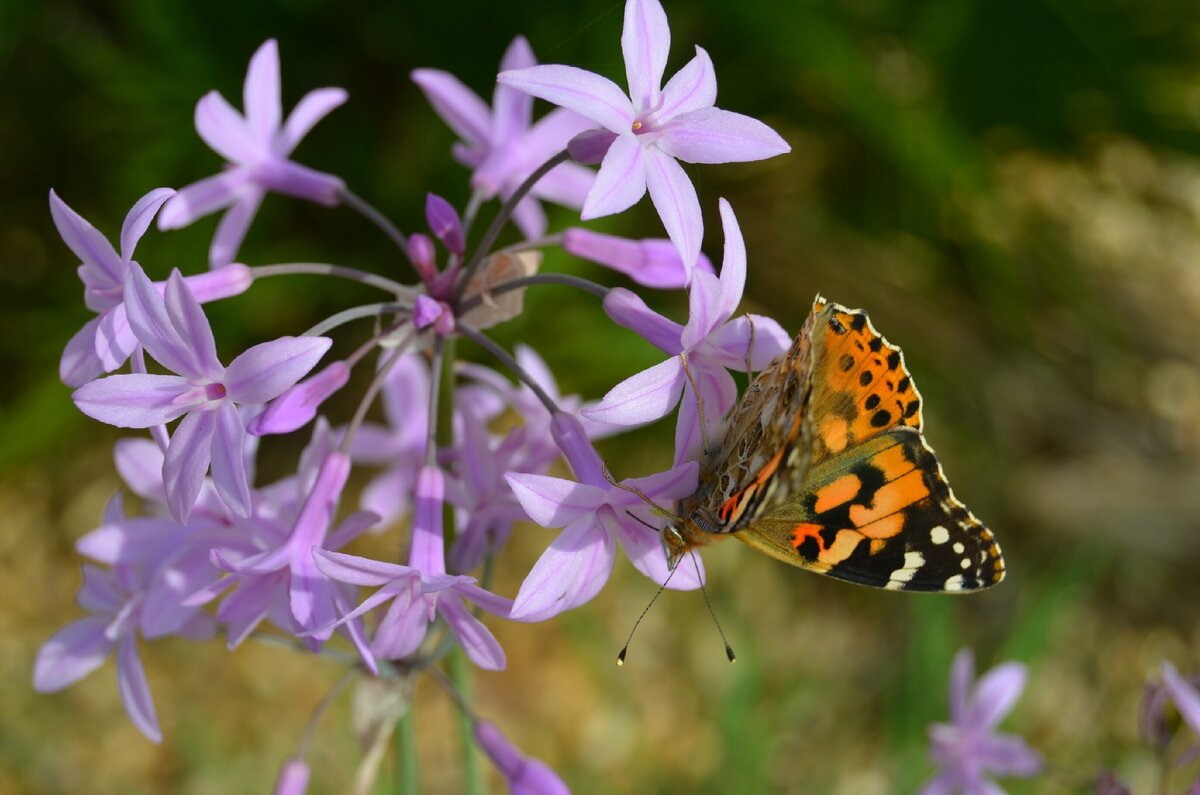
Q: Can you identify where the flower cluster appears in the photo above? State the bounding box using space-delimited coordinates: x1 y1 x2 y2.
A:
37 1 792 790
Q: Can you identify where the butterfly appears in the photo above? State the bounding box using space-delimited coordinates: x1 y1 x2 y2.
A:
662 295 1005 592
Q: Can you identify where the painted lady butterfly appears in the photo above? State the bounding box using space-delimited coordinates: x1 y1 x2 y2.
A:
663 296 1005 592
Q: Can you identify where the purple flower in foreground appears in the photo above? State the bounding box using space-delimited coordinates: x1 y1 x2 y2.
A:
505 413 702 622
158 39 348 267
413 36 595 239
313 466 514 670
475 720 570 795
581 199 788 463
919 648 1041 795
72 263 330 521
498 0 790 272
50 189 252 386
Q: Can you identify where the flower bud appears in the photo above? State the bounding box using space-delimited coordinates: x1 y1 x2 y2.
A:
425 193 464 255
273 758 310 795
550 412 605 487
474 720 570 795
407 233 439 283
567 128 617 165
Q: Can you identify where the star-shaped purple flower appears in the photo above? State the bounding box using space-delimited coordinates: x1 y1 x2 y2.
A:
919 648 1042 795
158 39 348 267
581 199 788 463
72 263 331 521
498 0 790 272
50 189 252 387
413 36 596 239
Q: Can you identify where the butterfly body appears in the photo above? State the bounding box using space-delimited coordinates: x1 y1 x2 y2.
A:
664 296 1004 593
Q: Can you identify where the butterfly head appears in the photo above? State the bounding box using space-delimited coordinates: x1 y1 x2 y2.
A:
662 524 687 571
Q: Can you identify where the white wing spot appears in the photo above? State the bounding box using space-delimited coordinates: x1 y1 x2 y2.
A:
952 542 965 554
960 558 971 569
944 574 965 591
930 526 949 545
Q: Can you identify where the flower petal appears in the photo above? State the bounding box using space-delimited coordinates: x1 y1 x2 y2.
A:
371 582 428 659
280 87 348 155
976 733 1043 776
94 304 138 372
210 401 251 517
123 263 200 377
494 36 536 141
681 270 723 349
705 314 790 371
608 507 704 590
114 438 165 503
505 473 606 527
72 373 192 428
622 0 670 112
273 759 310 795
195 91 259 163
33 617 114 692
581 355 685 426
658 106 790 164
225 336 332 405
509 516 616 621
411 68 492 149
157 169 246 230
498 65 634 133
258 160 344 205
510 195 547 240
163 269 223 380
183 263 255 303
658 46 717 120
970 661 1027 729
714 198 745 320
581 134 647 220
119 188 175 264
674 360 736 464
116 633 161 743
163 410 216 523
1164 662 1200 737
244 39 282 140
60 316 108 387
312 548 412 587
644 147 702 271
602 287 684 353
209 190 263 269
621 460 700 503
439 595 506 670
48 190 123 288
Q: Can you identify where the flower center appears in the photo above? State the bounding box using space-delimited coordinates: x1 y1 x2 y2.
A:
204 382 227 401
631 120 643 132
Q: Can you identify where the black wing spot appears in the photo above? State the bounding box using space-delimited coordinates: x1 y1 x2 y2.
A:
850 313 868 331
795 536 820 562
865 394 881 410
868 337 883 352
859 370 874 386
904 399 920 418
839 354 856 372
887 351 901 370
829 316 847 334
870 409 892 427
897 376 911 393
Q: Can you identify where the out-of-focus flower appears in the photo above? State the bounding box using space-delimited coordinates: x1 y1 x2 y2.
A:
413 36 595 239
273 758 310 795
918 648 1042 795
498 0 789 272
474 720 570 795
1091 771 1131 795
1163 662 1200 739
158 39 348 267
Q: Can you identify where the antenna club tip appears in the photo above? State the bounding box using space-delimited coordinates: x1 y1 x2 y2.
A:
616 648 627 667
725 644 736 663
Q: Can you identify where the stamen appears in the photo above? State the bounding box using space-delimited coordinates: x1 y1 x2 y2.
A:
631 120 643 131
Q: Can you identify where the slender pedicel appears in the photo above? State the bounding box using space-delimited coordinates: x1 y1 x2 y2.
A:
455 273 609 317
250 262 417 298
338 330 417 455
303 301 411 338
339 186 410 255
455 321 560 415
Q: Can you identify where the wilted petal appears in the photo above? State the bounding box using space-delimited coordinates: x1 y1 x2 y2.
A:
195 91 259 164
60 316 108 387
33 617 114 692
157 170 246 230
163 410 217 522
509 516 616 622
658 107 790 164
658 46 717 120
439 595 505 670
280 87 348 155
72 373 192 428
970 662 1027 729
643 147 702 271
209 190 263 269
705 314 790 371
244 39 282 140
602 288 683 352
499 65 634 133
622 0 670 112
48 190 123 287
225 336 331 405
581 135 646 220
119 188 175 263
581 356 685 426
210 401 251 517
505 473 606 527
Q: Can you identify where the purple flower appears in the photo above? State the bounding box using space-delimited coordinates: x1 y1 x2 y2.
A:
273 759 310 795
158 39 348 267
474 720 570 795
919 648 1042 795
498 0 790 271
413 36 596 239
50 189 252 387
562 226 713 289
1164 662 1200 739
312 466 515 670
72 263 331 521
581 199 788 463
504 413 702 622
248 360 351 437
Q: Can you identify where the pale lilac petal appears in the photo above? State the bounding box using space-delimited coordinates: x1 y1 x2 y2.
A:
313 549 412 587
505 473 606 527
658 107 790 164
78 565 125 614
621 461 700 503
163 410 216 523
114 438 165 503
407 465 447 575
411 68 492 149
713 198 745 320
163 270 222 380
602 287 683 352
608 508 704 590
644 147 702 271
622 0 670 111
567 128 618 165
225 336 332 405
60 316 107 387
915 771 957 795
123 263 202 377
565 229 706 289
453 582 514 618
157 170 246 230
529 160 595 209
581 134 646 220
249 361 349 436
494 36 536 141
116 634 161 743
550 412 607 487
1164 662 1200 737
195 91 259 164
439 596 505 670
209 191 263 269
183 264 255 303
681 270 723 349
210 401 251 517
359 468 414 526
273 759 310 795
33 617 114 692
658 46 717 120
280 87 347 155
370 582 428 659
948 650 974 725
581 356 685 426
705 314 790 371
674 362 737 464
523 107 597 171
259 160 344 205
970 662 1027 729
48 190 122 286
119 188 175 264
498 65 634 133
509 516 616 622
475 722 572 795
510 195 547 240
94 304 138 372
975 734 1042 776
244 40 282 140
72 373 192 428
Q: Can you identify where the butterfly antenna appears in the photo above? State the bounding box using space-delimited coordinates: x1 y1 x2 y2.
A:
617 564 677 666
692 551 735 663
743 312 757 381
679 352 712 460
605 464 684 522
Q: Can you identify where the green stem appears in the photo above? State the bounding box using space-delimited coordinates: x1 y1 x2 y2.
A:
394 710 420 795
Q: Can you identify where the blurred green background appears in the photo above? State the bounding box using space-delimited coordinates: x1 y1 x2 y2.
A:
4 0 1200 792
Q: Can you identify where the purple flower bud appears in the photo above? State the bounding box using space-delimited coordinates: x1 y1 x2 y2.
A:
248 361 350 436
550 412 605 487
407 233 439 283
413 294 453 332
563 228 714 289
425 193 464 255
474 720 570 795
566 129 617 165
273 758 310 795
